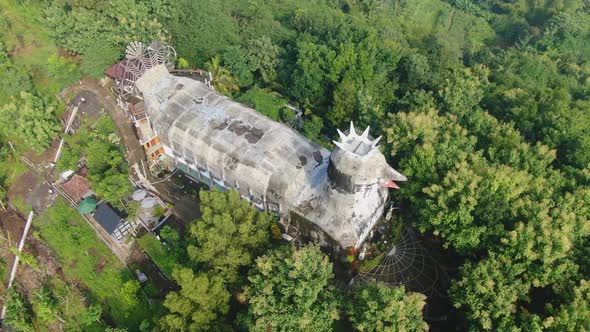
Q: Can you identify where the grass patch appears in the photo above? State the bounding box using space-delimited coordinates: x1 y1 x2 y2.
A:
137 233 177 278
37 199 152 329
11 197 31 215
359 252 385 273
237 87 294 122
0 156 27 187
391 0 494 53
0 0 81 97
0 256 7 285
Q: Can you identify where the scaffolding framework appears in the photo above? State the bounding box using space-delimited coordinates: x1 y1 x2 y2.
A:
114 41 177 96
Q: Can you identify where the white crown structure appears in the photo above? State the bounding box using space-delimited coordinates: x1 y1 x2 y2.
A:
333 122 382 158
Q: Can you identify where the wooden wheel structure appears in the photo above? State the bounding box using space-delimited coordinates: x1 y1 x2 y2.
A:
114 41 177 97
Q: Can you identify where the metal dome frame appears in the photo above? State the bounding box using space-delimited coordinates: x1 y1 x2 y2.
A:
353 226 450 298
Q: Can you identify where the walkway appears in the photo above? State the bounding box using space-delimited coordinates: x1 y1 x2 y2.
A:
65 78 201 224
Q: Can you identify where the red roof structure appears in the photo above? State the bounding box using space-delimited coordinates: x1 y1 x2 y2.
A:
104 61 124 79
62 174 92 202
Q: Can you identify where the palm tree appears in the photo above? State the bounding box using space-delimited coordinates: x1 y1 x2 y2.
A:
247 36 279 84
205 55 239 96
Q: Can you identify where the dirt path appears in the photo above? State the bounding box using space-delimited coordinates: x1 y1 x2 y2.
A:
67 78 146 175
66 78 202 223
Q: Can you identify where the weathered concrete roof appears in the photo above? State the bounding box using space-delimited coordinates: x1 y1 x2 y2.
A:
292 126 406 248
137 65 330 214
136 65 406 249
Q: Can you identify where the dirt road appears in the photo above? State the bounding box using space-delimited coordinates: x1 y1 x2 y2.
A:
65 78 202 224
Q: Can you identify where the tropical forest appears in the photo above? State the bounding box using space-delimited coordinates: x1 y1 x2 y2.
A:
0 0 588 331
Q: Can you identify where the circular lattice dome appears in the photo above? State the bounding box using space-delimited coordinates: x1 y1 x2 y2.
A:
354 226 450 298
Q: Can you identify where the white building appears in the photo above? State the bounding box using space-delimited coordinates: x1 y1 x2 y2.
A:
135 64 406 249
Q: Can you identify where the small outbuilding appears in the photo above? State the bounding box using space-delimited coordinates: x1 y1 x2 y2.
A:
93 202 136 242
61 174 93 202
93 203 123 235
77 196 97 214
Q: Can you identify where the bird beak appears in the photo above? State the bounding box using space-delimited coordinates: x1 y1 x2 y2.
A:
383 179 400 189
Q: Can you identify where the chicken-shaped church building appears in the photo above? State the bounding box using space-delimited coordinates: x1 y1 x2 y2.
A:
133 63 406 250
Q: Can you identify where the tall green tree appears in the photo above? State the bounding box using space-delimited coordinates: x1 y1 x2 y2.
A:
419 158 532 253
160 268 230 331
328 72 358 128
347 282 428 332
438 65 489 119
450 253 531 330
187 190 273 283
222 46 257 88
205 55 240 96
80 117 131 207
44 0 166 59
290 41 337 105
240 245 340 332
93 174 132 208
546 279 590 331
247 36 279 84
383 109 477 201
0 42 33 102
170 0 239 65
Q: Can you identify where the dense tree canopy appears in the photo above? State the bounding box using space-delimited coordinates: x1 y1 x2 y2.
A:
44 0 167 73
0 42 32 102
186 190 273 283
84 117 132 207
546 279 590 331
347 282 428 332
0 0 588 330
240 245 340 331
0 92 60 152
160 268 230 331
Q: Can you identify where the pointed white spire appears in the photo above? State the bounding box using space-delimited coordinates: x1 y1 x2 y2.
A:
337 128 347 142
333 141 346 150
361 126 370 139
333 123 385 157
371 136 382 149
